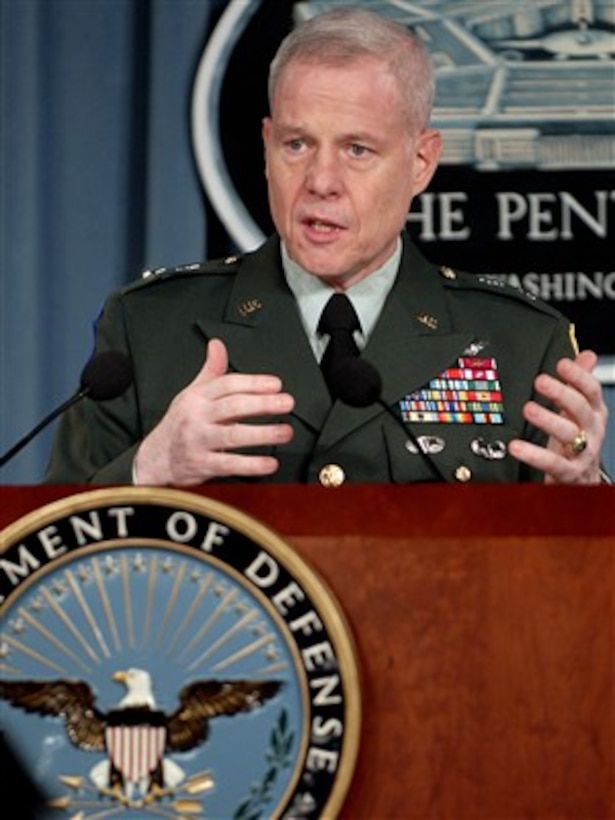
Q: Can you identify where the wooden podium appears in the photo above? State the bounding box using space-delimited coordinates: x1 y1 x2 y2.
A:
1 484 614 819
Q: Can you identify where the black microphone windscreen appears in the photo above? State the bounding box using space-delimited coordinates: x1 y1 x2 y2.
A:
80 351 133 401
332 358 382 408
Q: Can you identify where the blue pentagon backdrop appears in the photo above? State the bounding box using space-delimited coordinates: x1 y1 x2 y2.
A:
194 0 614 358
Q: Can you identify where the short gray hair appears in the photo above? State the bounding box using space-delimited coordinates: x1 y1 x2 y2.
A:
268 7 435 133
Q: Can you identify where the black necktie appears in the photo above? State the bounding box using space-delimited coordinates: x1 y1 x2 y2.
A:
318 293 360 395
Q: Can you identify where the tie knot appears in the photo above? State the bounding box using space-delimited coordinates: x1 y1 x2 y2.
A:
318 293 360 335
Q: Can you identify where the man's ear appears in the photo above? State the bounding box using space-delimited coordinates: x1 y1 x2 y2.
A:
262 116 272 142
411 128 443 196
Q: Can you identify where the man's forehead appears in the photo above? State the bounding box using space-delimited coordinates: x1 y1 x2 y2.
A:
273 58 401 110
270 78 410 141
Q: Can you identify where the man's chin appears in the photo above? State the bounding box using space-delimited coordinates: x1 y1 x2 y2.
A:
289 246 351 282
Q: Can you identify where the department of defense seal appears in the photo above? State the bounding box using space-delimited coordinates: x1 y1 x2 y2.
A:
0 487 360 818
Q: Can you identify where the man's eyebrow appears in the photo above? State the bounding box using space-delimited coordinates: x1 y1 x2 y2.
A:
342 131 379 143
276 121 379 142
273 120 308 133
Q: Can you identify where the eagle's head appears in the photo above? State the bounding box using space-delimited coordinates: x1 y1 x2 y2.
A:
113 668 156 709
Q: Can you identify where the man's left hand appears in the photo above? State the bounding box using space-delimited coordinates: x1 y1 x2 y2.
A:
508 350 608 484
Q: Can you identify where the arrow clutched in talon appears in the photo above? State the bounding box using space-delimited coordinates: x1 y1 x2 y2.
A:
53 769 213 813
143 770 214 806
59 775 85 790
95 784 133 807
173 799 205 815
49 792 131 814
143 788 198 808
184 771 215 795
55 774 131 807
48 795 73 810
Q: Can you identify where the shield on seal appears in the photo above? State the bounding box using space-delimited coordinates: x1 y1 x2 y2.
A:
105 711 167 792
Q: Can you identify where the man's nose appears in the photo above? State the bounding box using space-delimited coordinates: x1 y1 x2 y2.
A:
305 149 343 197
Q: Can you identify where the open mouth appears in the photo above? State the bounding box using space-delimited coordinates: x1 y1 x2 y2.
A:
304 217 344 236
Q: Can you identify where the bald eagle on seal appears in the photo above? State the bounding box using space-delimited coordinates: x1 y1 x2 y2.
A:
0 669 282 801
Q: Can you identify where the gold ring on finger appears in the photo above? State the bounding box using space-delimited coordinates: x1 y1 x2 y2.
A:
566 429 588 457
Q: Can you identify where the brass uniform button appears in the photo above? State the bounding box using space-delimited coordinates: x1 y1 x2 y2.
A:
454 465 472 483
319 464 346 488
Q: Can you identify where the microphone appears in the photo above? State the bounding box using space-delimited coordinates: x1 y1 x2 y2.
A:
331 357 451 482
330 357 382 408
0 350 133 468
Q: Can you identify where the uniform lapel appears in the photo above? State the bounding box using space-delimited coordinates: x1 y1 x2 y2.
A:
195 237 331 432
365 239 473 403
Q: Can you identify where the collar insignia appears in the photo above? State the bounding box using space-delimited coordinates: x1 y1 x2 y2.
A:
416 312 439 330
237 298 263 318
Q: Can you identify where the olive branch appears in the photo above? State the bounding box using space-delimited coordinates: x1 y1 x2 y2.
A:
233 708 294 820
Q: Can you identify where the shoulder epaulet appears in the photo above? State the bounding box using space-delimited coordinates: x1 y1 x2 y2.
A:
122 254 243 293
438 265 564 320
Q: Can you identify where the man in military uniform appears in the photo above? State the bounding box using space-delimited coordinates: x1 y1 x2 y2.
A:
45 8 608 487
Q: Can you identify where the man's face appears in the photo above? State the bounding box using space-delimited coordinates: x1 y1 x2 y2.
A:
262 56 441 288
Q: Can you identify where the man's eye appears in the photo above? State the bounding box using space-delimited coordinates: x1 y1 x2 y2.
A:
286 137 305 152
349 143 370 158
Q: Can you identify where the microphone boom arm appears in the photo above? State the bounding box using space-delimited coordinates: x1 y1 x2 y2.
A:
0 391 85 468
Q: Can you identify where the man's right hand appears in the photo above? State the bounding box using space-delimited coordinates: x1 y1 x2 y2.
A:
133 338 295 486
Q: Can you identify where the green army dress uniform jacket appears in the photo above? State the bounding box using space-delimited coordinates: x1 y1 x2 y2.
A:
45 234 576 485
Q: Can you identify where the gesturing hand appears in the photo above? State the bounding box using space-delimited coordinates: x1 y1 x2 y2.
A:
508 350 608 484
134 338 295 486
